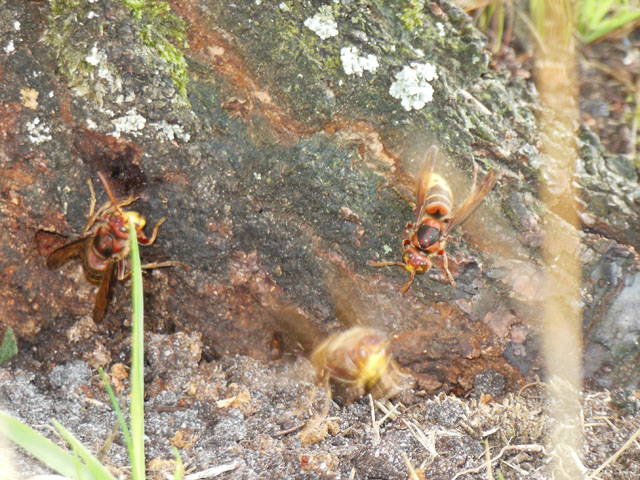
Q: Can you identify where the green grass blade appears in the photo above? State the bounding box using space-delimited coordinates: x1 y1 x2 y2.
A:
493 2 505 53
51 419 116 480
529 0 546 38
583 9 640 42
128 221 145 480
172 447 184 480
98 368 134 463
590 0 617 26
582 0 595 16
0 411 98 480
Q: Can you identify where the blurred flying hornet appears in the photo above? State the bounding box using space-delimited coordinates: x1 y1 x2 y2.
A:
47 172 182 323
310 326 405 409
268 271 408 415
370 145 499 294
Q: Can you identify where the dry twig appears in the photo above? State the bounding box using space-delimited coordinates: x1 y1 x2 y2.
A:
586 425 640 479
451 444 546 480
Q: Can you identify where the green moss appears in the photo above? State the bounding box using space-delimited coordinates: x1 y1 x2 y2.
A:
324 54 343 77
399 0 426 31
47 0 189 103
123 0 189 97
50 0 81 16
47 0 117 105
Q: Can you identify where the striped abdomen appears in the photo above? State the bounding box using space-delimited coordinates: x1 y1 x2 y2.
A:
423 173 452 218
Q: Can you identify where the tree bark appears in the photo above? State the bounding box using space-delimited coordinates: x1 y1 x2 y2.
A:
1 0 638 394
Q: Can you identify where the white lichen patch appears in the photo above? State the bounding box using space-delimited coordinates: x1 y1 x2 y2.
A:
26 117 52 144
85 45 106 66
340 46 378 77
111 108 146 137
149 120 191 143
96 60 121 86
389 62 438 111
73 44 122 104
4 40 15 54
304 6 338 40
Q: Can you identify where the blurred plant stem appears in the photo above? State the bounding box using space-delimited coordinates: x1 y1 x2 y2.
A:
532 0 585 478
